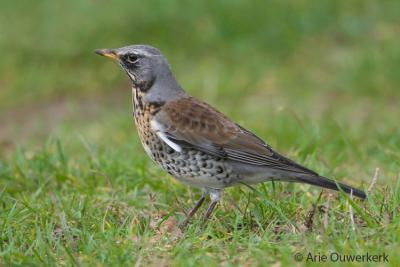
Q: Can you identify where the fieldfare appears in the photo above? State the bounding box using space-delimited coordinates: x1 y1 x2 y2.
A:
95 45 366 225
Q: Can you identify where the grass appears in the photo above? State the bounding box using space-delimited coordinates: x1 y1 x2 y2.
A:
1 0 400 266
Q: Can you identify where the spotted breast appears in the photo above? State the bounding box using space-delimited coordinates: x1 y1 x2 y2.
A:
132 89 235 189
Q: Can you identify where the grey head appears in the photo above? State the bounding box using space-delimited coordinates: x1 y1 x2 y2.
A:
95 44 185 103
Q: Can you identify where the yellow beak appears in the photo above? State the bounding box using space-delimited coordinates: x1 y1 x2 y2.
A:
95 49 118 61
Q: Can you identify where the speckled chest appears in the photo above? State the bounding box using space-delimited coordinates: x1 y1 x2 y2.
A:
131 89 235 188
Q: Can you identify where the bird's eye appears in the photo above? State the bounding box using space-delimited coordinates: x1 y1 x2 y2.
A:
126 54 139 64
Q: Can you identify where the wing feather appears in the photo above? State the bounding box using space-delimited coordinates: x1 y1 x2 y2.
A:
153 96 317 175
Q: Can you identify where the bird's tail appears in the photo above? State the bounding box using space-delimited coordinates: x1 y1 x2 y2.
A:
295 175 366 199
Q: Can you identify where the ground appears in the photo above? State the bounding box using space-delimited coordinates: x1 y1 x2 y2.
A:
0 1 399 266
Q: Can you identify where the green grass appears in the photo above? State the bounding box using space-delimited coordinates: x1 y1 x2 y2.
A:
1 0 400 266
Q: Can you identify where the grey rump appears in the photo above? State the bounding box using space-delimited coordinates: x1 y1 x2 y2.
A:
95 44 366 225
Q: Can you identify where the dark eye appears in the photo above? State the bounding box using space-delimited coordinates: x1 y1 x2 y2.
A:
126 54 139 64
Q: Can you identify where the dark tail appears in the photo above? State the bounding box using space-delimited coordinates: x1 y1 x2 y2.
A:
296 175 366 200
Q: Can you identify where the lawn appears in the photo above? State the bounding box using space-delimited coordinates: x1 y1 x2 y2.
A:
0 1 399 266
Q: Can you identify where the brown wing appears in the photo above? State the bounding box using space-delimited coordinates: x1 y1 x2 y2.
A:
153 96 317 175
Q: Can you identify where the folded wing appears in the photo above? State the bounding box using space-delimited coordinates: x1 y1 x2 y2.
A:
152 96 317 176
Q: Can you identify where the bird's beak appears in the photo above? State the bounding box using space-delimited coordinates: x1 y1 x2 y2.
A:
95 49 118 61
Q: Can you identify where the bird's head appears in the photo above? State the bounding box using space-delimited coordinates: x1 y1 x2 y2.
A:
95 44 183 100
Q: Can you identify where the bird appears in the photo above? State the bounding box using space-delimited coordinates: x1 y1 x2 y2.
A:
95 44 366 226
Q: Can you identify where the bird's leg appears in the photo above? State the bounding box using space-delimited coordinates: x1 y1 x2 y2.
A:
202 189 221 224
180 190 208 228
187 194 206 218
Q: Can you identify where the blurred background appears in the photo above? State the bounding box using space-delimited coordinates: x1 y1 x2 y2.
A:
1 2 399 265
0 0 399 178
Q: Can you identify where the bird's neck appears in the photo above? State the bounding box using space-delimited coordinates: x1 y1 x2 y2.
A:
138 70 186 103
131 85 171 119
